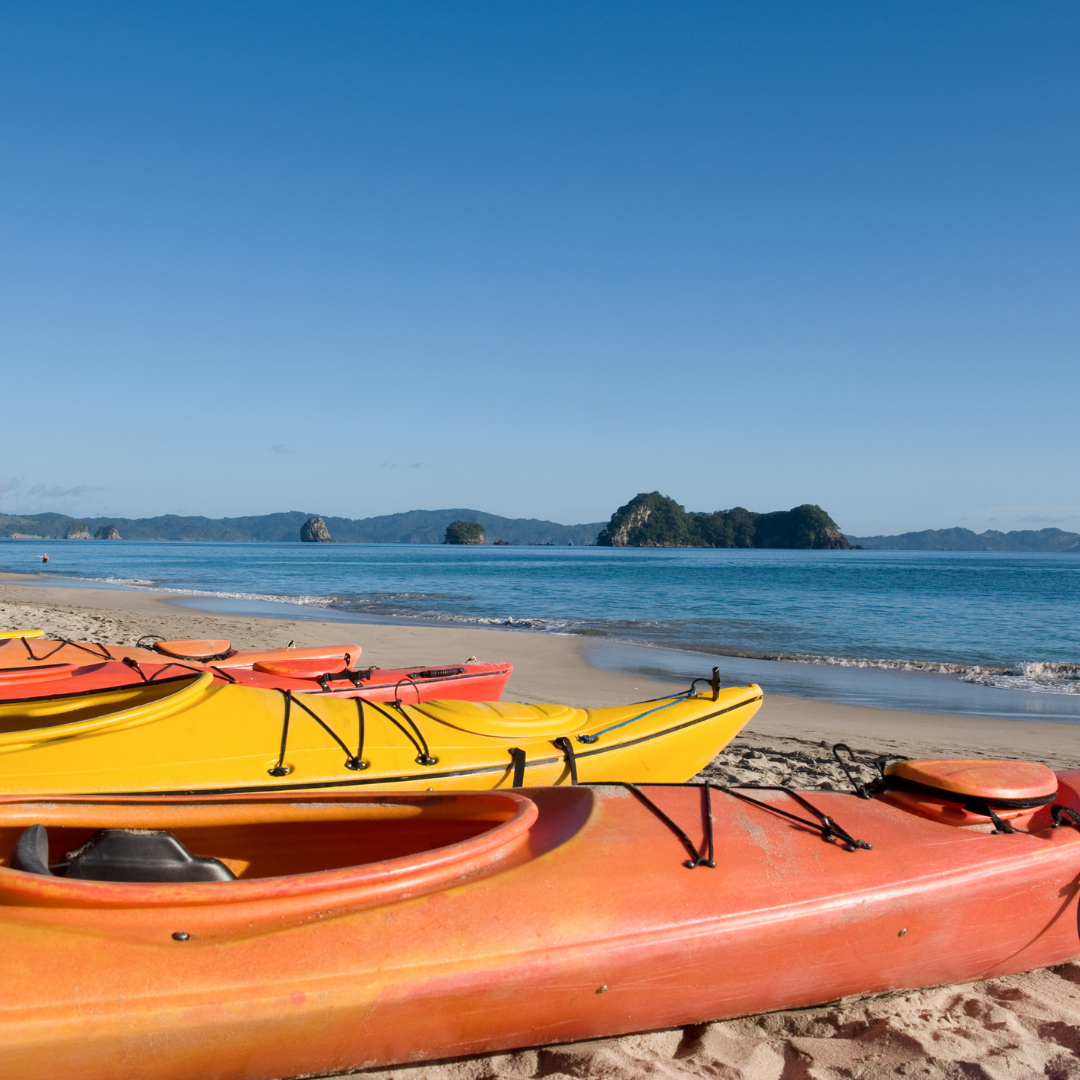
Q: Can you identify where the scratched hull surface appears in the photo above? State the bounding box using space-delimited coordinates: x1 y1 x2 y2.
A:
1 776 1078 1079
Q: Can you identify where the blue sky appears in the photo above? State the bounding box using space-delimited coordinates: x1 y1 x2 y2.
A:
1 2 1076 535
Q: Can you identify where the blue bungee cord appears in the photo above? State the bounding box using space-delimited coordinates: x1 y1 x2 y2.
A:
576 668 723 744
576 694 692 744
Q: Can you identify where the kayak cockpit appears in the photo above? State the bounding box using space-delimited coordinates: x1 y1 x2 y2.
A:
0 671 213 743
0 675 193 731
4 804 520 881
0 790 571 924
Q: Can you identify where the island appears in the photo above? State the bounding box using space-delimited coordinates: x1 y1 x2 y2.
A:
595 492 853 549
444 521 485 545
300 516 333 542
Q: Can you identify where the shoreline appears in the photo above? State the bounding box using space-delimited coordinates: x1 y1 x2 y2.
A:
1 574 1076 760
1 576 1078 1077
7 567 1080 716
7 560 1080 678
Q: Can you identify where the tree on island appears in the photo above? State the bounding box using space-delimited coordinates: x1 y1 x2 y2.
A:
596 492 852 549
444 520 485 545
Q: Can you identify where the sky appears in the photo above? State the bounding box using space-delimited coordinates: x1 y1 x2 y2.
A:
0 2 1077 536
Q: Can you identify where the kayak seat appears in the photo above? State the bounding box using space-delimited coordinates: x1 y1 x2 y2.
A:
10 824 236 882
409 700 588 738
882 759 1058 828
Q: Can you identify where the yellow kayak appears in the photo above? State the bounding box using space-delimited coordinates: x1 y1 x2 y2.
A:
0 670 761 795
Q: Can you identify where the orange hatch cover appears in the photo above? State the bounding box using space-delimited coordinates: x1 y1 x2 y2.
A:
252 656 357 678
886 759 1058 802
152 639 233 662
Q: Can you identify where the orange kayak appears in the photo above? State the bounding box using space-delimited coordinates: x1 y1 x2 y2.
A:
1 760 1078 1078
0 632 364 669
0 634 512 702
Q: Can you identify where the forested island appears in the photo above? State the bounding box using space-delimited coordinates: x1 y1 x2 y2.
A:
596 492 852 549
444 521 485 544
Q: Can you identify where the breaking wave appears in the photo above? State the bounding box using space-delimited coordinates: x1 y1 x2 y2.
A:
960 662 1080 695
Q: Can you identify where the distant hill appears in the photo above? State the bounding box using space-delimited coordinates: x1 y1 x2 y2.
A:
0 509 605 545
596 493 852 549
845 527 1080 552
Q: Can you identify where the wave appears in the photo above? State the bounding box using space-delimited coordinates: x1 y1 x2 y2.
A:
18 570 340 611
959 662 1080 695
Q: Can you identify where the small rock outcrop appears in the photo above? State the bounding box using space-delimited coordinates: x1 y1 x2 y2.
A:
94 525 121 540
444 521 485 545
300 516 333 542
63 522 91 539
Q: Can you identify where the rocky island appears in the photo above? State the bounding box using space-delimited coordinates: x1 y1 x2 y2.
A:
300 516 333 542
444 520 485 545
596 492 853 549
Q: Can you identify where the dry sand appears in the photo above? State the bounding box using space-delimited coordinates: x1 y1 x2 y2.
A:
2 575 1079 1078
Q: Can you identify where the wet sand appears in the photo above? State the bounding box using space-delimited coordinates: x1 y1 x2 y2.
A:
1 575 1078 1078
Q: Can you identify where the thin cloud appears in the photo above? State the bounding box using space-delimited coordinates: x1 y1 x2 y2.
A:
1018 513 1080 525
271 445 294 455
0 479 104 515
26 483 96 499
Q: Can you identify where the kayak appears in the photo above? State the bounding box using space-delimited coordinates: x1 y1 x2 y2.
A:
0 667 760 795
0 632 512 701
1 760 1077 1079
0 631 364 668
0 656 513 704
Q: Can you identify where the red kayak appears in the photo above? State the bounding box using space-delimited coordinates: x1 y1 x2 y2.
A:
0 757 1077 1078
0 656 512 704
0 635 512 702
217 655 512 701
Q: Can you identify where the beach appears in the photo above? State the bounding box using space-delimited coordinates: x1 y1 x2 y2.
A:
2 574 1078 1078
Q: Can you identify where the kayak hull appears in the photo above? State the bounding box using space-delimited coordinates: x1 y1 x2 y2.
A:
0 674 762 794
1 776 1078 1079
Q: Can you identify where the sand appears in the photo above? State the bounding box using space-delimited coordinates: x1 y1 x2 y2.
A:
2 574 1079 1078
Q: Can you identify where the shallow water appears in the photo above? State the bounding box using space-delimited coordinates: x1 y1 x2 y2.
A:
4 539 1079 718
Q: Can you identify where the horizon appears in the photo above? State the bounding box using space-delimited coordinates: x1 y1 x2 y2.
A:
4 501 1080 541
1 3 1077 535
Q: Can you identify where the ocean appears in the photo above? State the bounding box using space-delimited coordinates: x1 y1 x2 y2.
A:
3 539 1079 723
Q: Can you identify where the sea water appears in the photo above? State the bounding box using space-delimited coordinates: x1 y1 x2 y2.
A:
3 540 1079 723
